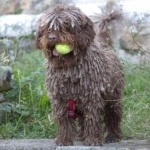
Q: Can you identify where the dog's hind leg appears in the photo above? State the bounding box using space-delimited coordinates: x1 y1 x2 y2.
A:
104 100 123 143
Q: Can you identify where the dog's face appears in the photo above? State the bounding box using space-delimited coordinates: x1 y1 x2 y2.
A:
35 4 95 68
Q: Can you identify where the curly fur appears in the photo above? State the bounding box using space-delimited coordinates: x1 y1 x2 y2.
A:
36 4 124 146
92 8 123 47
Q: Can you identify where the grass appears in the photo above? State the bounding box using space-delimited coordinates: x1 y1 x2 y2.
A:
0 51 56 139
122 64 150 140
0 50 150 140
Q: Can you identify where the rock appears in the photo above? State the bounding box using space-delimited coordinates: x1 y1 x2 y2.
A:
21 0 50 14
0 0 73 15
119 29 150 65
0 93 7 124
0 39 15 51
18 38 35 51
120 32 140 52
0 0 20 14
0 37 35 52
120 30 150 52
0 66 13 92
0 66 13 124
0 14 39 55
0 14 40 38
0 38 36 61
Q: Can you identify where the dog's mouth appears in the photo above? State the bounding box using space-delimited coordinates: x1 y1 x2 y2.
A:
52 46 60 57
49 43 73 57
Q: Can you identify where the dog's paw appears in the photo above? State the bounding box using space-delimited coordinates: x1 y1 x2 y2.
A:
55 137 74 146
76 136 84 141
84 137 103 146
105 135 121 143
76 133 84 141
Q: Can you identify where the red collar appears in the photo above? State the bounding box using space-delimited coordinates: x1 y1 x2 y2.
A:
68 99 79 118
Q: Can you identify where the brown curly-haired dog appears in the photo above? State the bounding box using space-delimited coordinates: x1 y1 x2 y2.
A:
35 4 124 146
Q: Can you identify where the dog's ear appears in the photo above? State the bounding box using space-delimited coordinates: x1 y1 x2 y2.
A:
76 16 95 50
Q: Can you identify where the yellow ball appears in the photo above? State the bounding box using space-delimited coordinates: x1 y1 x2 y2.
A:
55 43 72 54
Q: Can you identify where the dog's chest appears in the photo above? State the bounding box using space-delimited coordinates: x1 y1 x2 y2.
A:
45 53 111 103
46 64 89 100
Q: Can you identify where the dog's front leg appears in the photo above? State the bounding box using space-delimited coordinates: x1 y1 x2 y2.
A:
53 102 76 146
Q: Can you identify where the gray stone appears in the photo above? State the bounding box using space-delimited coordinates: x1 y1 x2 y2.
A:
0 139 56 150
0 66 13 124
18 38 35 51
0 39 15 51
0 38 35 59
0 66 13 92
0 14 39 53
0 93 6 124
0 139 150 150
0 14 40 38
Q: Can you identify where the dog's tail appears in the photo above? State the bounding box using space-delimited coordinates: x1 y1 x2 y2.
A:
92 1 123 48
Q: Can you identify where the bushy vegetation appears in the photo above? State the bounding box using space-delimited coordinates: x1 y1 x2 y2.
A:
0 51 56 139
0 51 150 140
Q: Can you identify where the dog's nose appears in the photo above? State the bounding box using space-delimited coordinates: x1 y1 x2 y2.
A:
49 33 58 42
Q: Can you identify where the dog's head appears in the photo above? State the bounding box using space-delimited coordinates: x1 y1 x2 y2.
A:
35 4 95 68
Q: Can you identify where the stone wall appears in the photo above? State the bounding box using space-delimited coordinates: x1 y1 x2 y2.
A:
0 14 40 60
0 0 74 14
0 0 150 65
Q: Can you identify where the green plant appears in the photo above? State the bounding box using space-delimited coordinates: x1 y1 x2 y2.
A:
0 52 10 65
0 51 56 139
0 51 150 141
14 8 23 14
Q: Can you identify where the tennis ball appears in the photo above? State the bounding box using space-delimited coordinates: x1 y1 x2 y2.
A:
55 43 72 54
